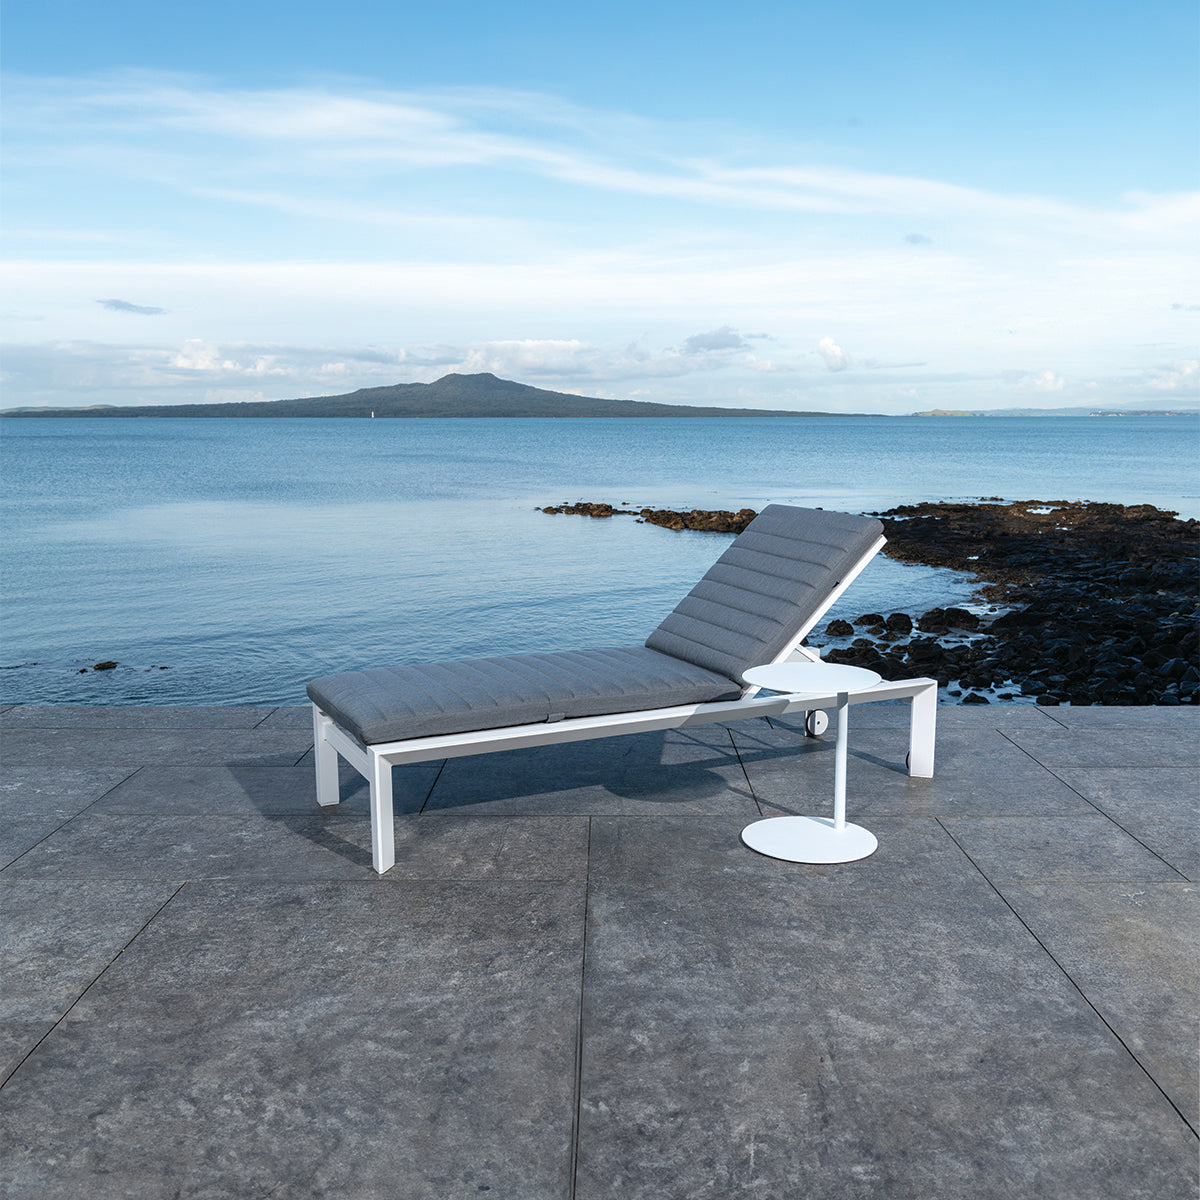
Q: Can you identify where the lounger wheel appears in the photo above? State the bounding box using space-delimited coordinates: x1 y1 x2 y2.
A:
804 710 829 737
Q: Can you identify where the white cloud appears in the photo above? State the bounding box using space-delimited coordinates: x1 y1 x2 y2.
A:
1145 359 1199 391
817 336 849 371
1024 369 1065 392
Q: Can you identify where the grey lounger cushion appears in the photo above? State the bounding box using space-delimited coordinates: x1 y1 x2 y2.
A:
307 645 741 746
309 504 883 746
645 503 884 680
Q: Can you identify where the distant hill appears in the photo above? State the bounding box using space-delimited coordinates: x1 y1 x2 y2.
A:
1 373 862 418
911 406 1198 417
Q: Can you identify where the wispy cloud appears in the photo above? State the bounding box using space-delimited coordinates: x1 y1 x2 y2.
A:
10 74 1196 236
682 326 748 354
97 298 167 314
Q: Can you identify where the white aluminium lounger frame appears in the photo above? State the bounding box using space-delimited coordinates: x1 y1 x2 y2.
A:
310 532 938 875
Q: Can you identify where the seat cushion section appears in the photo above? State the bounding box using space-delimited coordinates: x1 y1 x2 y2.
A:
644 504 884 680
307 646 742 745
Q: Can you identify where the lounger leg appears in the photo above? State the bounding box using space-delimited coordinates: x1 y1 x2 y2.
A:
369 751 396 875
908 682 937 777
313 708 341 807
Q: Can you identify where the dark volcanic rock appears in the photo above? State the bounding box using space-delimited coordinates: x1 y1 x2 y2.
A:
539 502 637 518
638 507 758 534
870 500 1199 705
540 502 756 533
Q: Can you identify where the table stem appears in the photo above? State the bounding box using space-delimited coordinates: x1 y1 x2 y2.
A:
833 691 849 830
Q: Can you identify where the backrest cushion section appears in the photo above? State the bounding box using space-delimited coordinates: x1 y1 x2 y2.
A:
644 504 884 680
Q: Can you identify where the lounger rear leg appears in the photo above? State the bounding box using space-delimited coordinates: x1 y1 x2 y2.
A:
313 707 341 806
369 752 396 875
907 683 936 777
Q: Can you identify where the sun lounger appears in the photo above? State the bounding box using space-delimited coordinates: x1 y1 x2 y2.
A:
308 504 937 873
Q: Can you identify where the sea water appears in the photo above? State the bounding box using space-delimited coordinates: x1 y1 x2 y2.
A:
2 415 1196 705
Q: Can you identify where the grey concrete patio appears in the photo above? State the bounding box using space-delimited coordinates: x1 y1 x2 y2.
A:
1 701 1196 1199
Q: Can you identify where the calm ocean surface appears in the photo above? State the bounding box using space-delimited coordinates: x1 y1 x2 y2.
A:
2 415 1197 705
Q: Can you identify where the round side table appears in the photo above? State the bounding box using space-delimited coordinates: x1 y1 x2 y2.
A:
740 661 882 864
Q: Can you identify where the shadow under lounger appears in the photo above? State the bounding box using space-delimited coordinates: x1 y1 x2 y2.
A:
307 504 938 873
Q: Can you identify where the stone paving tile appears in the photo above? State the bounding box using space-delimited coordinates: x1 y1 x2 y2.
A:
2 815 76 872
933 704 1066 728
940 815 1185 882
1042 706 1200 730
1003 726 1199 768
0 879 585 1200
1051 767 1200 881
1 767 139 867
0 704 278 729
0 879 178 1084
87 763 438 816
386 813 589 881
254 704 317 731
1 807 588 884
732 724 1097 817
424 727 758 816
574 815 1198 1200
0 765 139 820
998 880 1199 1132
1 813 379 880
0 727 313 769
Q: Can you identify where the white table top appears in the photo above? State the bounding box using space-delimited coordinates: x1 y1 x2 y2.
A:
742 660 883 694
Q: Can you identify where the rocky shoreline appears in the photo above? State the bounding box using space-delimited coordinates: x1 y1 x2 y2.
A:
539 499 1200 705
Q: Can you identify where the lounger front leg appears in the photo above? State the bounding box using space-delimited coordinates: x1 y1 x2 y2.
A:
369 751 396 875
907 682 937 777
313 707 341 806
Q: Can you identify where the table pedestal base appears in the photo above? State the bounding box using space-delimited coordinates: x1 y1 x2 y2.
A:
741 815 878 864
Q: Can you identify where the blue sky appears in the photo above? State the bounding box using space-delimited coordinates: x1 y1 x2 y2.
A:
3 0 1197 412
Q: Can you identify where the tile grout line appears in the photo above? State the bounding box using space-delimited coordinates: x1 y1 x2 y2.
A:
0 764 145 875
568 816 593 1200
993 732 1192 881
1041 765 1192 883
934 817 1199 1140
1036 706 1071 729
0 880 189 1093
